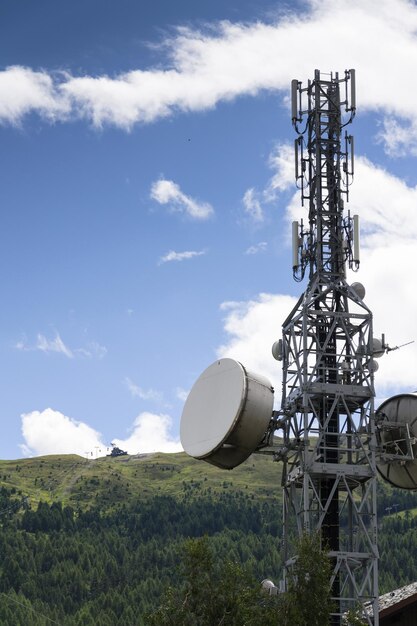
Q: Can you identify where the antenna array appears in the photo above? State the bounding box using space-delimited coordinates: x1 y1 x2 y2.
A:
291 69 358 282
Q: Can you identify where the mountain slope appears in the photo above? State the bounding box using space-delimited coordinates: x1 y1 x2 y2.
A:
0 451 283 510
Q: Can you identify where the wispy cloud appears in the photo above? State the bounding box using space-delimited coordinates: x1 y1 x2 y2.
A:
36 333 74 358
242 188 264 222
158 249 206 265
245 241 267 255
16 332 106 359
124 377 163 402
242 143 294 223
15 332 73 358
266 143 296 199
175 387 189 402
75 342 107 359
150 179 214 220
377 117 417 157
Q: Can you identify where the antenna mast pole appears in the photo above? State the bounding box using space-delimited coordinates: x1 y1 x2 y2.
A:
278 70 379 625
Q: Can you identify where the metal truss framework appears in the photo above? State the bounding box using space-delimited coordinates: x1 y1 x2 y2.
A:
275 70 379 625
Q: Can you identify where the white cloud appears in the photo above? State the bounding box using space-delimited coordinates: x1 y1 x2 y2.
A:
60 0 417 136
347 156 417 245
112 412 182 454
243 188 264 222
3 0 417 150
218 152 417 401
20 408 106 457
345 157 417 393
151 178 214 220
20 408 182 457
355 245 417 396
158 249 206 264
0 66 69 125
245 241 268 255
217 294 296 390
124 377 163 402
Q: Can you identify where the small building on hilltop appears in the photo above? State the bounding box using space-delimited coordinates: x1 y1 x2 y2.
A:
107 446 128 458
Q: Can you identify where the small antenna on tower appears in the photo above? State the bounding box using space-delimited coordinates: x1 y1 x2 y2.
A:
352 214 360 267
292 221 300 270
291 79 299 123
385 340 415 353
349 68 356 111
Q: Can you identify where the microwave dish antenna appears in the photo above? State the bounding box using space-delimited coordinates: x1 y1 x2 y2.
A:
180 358 274 469
376 393 417 489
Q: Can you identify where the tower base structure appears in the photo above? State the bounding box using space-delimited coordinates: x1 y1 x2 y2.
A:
278 277 379 625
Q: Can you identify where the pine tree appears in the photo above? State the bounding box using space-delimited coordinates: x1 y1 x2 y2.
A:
146 533 335 626
280 532 334 626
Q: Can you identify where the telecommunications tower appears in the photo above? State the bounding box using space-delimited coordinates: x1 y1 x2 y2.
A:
180 69 417 626
275 69 379 625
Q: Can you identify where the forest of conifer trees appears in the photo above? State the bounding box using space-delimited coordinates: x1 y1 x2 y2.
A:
0 475 416 624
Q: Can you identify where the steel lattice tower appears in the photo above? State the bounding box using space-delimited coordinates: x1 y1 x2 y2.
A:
276 70 379 625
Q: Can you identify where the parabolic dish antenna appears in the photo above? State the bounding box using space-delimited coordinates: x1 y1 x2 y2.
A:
180 358 274 469
376 393 417 489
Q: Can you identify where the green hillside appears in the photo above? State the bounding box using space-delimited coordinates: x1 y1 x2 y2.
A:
1 452 417 624
0 451 283 510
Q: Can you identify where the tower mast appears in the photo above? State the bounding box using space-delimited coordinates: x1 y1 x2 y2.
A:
278 70 379 625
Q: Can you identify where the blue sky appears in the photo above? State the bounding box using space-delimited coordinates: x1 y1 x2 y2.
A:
1 0 417 459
